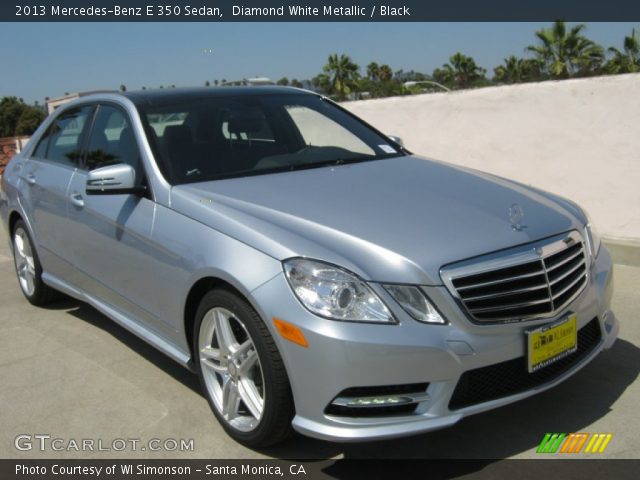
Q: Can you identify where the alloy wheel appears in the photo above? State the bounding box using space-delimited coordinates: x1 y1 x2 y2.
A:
14 227 36 297
198 307 265 432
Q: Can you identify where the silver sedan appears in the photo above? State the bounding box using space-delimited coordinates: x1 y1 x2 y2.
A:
0 87 618 446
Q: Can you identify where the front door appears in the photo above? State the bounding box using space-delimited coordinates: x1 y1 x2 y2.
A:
65 104 169 338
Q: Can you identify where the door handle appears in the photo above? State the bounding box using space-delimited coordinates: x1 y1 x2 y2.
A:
22 173 36 185
70 192 85 209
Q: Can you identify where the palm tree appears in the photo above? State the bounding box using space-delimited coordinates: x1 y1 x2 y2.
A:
605 28 640 74
323 53 360 100
311 74 330 93
433 52 486 89
378 64 393 82
366 62 380 80
527 21 604 78
494 56 542 83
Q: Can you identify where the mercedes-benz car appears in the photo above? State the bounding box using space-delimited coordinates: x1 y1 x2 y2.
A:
0 87 618 447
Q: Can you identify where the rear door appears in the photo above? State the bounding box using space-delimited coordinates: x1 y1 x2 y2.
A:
18 105 94 279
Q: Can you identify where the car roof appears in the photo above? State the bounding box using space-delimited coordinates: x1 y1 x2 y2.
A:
121 86 316 107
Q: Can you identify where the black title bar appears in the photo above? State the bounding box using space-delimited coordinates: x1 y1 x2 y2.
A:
4 0 640 22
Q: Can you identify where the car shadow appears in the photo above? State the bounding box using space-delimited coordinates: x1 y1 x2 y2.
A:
61 299 201 395
55 297 638 462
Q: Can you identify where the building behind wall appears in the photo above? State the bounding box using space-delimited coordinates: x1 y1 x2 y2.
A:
0 136 29 175
46 90 116 114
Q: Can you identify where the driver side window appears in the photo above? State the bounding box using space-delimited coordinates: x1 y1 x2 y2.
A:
84 105 145 186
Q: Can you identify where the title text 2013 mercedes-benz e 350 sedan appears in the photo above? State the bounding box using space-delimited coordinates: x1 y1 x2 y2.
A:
0 88 618 446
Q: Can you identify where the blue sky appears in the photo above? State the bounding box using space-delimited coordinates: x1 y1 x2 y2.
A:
1 22 637 103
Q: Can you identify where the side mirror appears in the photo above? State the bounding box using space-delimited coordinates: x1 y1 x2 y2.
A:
86 164 144 195
387 135 404 148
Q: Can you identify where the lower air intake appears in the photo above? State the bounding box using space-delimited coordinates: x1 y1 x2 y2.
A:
449 318 601 410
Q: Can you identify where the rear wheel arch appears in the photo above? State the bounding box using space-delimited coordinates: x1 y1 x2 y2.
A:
10 218 60 305
9 210 23 235
9 210 37 244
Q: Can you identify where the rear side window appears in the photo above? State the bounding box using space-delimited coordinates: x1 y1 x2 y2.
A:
32 106 93 167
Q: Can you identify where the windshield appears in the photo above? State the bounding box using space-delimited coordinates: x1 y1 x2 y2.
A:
137 93 404 184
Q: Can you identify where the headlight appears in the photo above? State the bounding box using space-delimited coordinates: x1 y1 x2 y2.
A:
384 285 446 324
584 212 601 258
283 258 395 323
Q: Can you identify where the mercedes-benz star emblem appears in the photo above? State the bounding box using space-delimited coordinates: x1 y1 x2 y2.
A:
509 203 526 231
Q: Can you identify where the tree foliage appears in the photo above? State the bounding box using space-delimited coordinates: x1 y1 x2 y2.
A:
605 28 640 74
378 64 393 82
323 53 360 100
393 70 429 82
527 21 604 78
366 62 379 80
0 97 46 138
15 107 46 136
494 56 542 83
433 52 487 89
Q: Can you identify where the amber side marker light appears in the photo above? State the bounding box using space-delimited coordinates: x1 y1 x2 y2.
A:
273 318 308 348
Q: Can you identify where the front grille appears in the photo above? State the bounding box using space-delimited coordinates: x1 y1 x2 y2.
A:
444 231 588 323
449 318 601 410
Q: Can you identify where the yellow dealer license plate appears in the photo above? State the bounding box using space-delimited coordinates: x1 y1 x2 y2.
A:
527 314 578 373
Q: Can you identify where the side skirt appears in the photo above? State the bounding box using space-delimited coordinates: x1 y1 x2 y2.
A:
42 272 194 371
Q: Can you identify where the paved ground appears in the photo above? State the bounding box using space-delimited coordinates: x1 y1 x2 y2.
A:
0 230 638 460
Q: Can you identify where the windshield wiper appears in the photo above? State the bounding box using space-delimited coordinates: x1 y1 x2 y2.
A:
179 154 399 184
282 154 399 173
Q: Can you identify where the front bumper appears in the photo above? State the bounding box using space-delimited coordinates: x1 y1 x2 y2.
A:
250 245 617 442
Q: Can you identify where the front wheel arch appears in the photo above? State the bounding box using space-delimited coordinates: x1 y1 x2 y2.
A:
184 277 259 367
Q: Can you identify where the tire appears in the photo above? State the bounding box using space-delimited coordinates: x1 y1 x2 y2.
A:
193 288 294 447
12 220 59 306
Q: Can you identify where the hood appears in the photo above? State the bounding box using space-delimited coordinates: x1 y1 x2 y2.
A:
171 156 584 285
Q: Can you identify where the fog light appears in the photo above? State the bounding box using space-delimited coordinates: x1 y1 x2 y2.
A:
326 383 430 416
332 393 429 408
